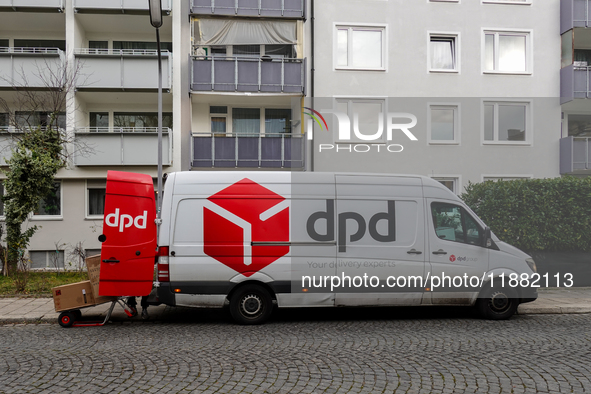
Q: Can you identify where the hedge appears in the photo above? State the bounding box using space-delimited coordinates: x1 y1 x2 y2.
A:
460 177 591 253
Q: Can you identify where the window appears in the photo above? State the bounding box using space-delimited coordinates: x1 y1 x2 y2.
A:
29 250 64 269
0 113 8 128
431 177 459 194
483 0 531 4
335 98 386 143
89 41 108 49
431 202 482 246
429 35 458 72
0 39 8 47
14 39 66 51
210 106 227 137
34 182 61 217
90 112 109 129
87 181 106 217
15 111 65 130
483 176 531 181
233 45 260 57
483 101 529 143
265 45 295 58
265 109 291 136
567 114 591 137
232 108 260 136
429 105 459 143
113 113 173 129
335 98 387 143
336 25 386 70
484 30 530 73
210 46 227 57
113 41 173 52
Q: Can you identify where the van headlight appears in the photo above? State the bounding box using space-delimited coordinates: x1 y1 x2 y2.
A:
526 258 537 273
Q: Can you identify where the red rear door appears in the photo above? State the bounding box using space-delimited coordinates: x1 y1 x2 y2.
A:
99 171 157 296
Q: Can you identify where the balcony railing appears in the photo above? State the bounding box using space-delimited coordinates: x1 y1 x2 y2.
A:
192 132 305 168
73 0 171 12
0 0 64 11
560 136 591 174
560 65 591 103
191 56 305 94
191 0 305 18
0 129 21 166
0 47 64 88
74 127 172 166
75 49 171 91
561 0 591 33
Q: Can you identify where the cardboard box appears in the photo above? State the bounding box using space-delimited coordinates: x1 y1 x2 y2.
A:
52 281 96 312
86 254 117 304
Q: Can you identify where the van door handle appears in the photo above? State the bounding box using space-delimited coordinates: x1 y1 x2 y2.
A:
102 259 120 263
432 249 447 255
407 249 422 255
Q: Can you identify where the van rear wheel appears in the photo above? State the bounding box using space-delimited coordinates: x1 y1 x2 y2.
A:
230 285 273 325
477 285 518 320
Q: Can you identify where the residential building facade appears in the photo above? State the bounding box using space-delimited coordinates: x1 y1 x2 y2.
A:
0 0 580 268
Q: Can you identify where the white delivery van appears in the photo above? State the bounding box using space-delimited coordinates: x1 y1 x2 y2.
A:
99 171 537 324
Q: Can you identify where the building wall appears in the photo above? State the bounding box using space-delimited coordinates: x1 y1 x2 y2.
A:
310 0 562 192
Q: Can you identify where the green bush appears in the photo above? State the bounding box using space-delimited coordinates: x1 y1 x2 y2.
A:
461 177 591 253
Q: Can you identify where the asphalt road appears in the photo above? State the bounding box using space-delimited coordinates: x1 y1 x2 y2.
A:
0 308 590 394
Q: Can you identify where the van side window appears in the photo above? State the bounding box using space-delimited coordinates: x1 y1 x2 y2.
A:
431 203 482 246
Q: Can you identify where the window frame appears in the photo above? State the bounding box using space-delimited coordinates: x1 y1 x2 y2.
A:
28 250 65 270
481 175 533 182
333 96 388 144
85 180 107 219
428 103 461 144
31 181 62 221
431 202 484 247
334 23 387 71
429 175 462 195
481 99 532 145
482 0 531 5
428 32 460 73
482 29 532 75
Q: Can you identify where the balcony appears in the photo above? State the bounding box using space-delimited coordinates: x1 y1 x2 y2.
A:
0 48 64 89
561 65 591 103
191 0 305 18
191 56 305 94
0 128 21 166
75 49 171 91
560 136 591 174
561 0 591 33
73 0 171 13
74 128 172 166
0 0 63 11
192 132 305 169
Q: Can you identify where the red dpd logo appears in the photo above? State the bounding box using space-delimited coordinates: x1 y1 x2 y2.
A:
449 255 456 262
204 179 289 277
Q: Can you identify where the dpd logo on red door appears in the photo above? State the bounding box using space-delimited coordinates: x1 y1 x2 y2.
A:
204 179 289 277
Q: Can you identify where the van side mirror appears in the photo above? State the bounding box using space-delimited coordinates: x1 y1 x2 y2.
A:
483 227 492 248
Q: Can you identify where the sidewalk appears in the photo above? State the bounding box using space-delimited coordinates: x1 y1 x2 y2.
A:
0 287 590 324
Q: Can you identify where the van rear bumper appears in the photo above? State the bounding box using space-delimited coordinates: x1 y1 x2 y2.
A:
155 283 176 306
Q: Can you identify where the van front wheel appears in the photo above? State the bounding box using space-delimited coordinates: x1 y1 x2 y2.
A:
230 285 273 325
477 286 518 320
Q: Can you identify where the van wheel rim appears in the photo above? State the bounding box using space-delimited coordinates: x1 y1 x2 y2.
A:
489 291 510 313
241 294 263 317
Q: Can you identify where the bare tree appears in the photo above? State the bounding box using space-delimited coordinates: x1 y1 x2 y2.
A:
0 53 92 276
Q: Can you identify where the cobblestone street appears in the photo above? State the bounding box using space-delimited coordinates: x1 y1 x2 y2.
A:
0 308 590 393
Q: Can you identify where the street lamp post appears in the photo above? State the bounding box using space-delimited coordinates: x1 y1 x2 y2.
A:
148 0 163 233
